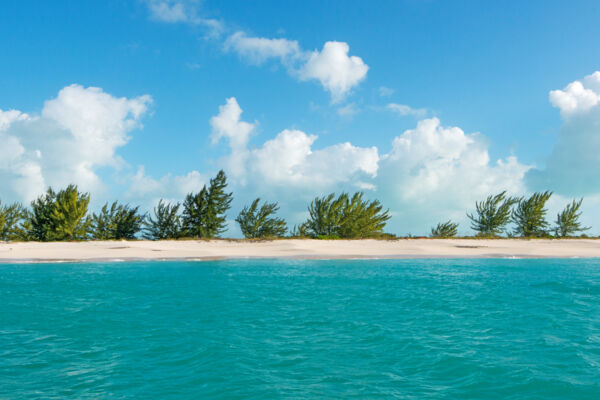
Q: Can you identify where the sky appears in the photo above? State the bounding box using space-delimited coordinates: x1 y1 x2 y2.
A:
1 0 600 236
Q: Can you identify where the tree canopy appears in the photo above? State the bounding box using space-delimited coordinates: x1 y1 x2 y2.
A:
300 192 390 238
430 221 458 238
236 198 287 239
91 201 145 240
512 191 553 237
143 200 182 240
467 191 517 237
554 198 590 237
182 170 233 238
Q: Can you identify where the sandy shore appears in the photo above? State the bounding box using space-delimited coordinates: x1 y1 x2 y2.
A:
0 239 599 263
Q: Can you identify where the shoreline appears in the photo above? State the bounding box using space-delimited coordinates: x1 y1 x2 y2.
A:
1 239 600 263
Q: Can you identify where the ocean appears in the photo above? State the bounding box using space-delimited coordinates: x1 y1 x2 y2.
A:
1 258 599 399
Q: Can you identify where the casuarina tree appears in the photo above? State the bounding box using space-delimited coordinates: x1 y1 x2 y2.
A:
512 191 553 237
467 191 517 237
236 198 287 238
554 198 590 237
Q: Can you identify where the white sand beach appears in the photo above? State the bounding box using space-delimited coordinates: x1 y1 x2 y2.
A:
1 239 599 262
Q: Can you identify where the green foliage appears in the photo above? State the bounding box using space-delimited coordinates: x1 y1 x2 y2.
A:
512 191 553 237
91 201 145 240
49 185 91 241
0 201 26 241
27 185 91 241
182 186 209 237
554 198 590 237
430 220 458 238
143 200 182 240
182 170 233 238
467 191 517 237
28 188 57 241
235 198 287 238
301 192 390 238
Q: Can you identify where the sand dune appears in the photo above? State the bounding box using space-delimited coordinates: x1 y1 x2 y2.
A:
1 239 599 262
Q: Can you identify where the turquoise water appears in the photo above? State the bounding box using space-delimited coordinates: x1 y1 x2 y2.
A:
1 259 599 399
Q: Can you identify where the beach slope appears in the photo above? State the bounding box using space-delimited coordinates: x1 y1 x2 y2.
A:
1 239 600 262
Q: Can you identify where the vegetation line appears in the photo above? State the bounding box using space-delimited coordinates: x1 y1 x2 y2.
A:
0 171 593 241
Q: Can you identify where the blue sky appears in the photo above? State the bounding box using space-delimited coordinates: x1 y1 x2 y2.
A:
1 0 600 236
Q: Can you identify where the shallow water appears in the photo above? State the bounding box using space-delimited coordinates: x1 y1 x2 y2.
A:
1 259 599 399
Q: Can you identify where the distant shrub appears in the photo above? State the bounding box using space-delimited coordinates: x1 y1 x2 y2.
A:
236 198 287 239
430 221 458 238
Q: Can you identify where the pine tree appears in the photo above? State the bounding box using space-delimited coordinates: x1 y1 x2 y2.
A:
91 201 144 240
28 188 57 241
182 170 233 238
182 186 209 237
337 192 390 238
512 191 553 237
0 201 26 241
143 200 182 240
467 191 517 237
48 185 91 241
236 198 287 238
205 170 233 237
301 192 390 238
430 221 459 238
27 186 91 241
554 198 590 237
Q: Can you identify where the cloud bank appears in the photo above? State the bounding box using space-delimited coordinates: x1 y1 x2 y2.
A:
526 71 600 195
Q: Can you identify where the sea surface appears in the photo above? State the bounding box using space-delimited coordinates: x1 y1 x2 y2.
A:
1 258 599 399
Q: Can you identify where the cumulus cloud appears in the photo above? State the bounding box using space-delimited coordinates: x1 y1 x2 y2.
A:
526 71 600 195
549 71 600 117
299 41 369 102
224 34 368 102
209 98 378 190
387 103 427 117
0 85 152 203
143 2 368 101
206 98 530 235
126 166 207 207
210 97 256 149
377 118 530 233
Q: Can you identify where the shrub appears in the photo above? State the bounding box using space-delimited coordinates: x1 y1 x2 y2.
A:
430 221 458 238
301 192 390 239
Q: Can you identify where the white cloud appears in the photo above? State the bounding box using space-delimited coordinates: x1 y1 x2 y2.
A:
208 98 378 191
299 41 369 103
210 97 255 149
145 0 223 36
0 85 152 203
126 166 207 207
144 2 368 101
549 72 600 117
387 103 427 117
377 118 530 233
224 33 368 102
224 31 301 65
527 71 600 195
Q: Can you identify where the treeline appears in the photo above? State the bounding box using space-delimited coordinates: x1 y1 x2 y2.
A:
0 174 593 241
0 171 391 241
430 191 591 238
